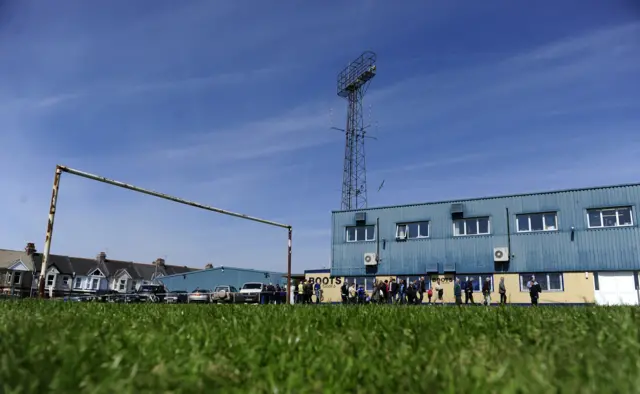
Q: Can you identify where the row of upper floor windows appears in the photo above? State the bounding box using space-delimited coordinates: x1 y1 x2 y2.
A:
344 206 634 242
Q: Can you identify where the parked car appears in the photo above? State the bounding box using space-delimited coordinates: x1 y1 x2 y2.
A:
210 285 239 304
188 288 212 303
137 284 166 303
99 290 126 303
239 282 264 304
165 290 189 304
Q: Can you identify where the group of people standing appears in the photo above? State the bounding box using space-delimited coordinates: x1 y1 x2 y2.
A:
294 279 322 304
297 274 543 306
341 277 443 305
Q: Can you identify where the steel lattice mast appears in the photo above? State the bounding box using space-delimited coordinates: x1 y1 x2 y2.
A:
337 51 377 211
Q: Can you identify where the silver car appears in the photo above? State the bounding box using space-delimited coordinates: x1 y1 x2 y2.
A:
188 288 212 303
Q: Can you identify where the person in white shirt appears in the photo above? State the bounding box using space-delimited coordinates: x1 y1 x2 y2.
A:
348 283 357 304
434 279 443 304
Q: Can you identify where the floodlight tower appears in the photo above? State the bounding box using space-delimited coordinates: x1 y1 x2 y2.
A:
337 51 377 211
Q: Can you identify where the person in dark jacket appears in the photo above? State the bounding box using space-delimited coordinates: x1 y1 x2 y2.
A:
418 277 426 304
399 279 407 304
481 277 492 306
390 279 399 304
527 275 542 306
454 278 463 306
341 281 349 304
498 277 507 305
465 277 475 305
266 283 276 304
406 281 417 304
304 280 313 304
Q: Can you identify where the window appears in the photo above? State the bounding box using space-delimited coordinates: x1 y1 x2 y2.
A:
346 225 375 242
456 275 494 292
343 277 376 292
396 221 429 239
453 217 490 236
118 279 127 291
93 269 104 276
131 281 138 291
91 278 99 290
46 274 55 287
12 272 22 285
62 276 70 287
393 276 431 290
519 273 564 292
74 277 82 289
587 207 633 228
517 212 557 232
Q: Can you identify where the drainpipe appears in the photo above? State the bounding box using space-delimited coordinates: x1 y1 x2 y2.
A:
505 207 512 273
376 217 380 264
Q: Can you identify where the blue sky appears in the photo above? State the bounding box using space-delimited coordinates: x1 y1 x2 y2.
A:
1 0 639 272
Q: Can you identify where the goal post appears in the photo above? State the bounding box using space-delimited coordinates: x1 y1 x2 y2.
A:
38 165 293 301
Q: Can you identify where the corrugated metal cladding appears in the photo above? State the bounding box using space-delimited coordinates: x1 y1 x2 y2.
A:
331 184 640 276
159 267 286 292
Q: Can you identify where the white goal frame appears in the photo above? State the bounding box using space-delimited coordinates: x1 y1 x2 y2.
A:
38 165 293 300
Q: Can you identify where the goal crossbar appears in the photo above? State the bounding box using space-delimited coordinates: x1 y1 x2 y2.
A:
38 165 293 300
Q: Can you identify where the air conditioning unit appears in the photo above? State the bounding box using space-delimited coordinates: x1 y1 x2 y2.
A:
493 247 509 262
364 252 378 266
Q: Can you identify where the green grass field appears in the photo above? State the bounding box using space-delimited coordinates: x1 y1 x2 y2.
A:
1 302 639 394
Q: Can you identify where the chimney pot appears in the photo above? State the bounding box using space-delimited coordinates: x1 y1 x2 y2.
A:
97 252 106 263
155 258 166 266
25 243 37 255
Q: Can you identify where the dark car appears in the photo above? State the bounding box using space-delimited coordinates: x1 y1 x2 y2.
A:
136 284 166 303
165 290 189 304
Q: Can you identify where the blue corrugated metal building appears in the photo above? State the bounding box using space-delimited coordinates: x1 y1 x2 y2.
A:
331 183 640 305
158 266 286 292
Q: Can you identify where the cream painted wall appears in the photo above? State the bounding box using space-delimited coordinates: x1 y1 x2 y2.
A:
305 272 596 304
305 272 344 303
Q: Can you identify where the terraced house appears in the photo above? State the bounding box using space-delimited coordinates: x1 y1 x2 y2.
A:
329 183 640 305
0 242 198 297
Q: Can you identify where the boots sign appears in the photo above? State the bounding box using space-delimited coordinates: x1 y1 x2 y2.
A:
307 276 342 288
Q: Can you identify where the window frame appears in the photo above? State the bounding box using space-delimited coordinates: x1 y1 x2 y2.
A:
345 225 376 243
46 274 55 288
586 206 633 229
456 275 494 293
519 273 564 292
118 279 127 291
516 212 558 233
398 276 431 290
396 221 430 239
453 217 491 237
12 272 22 285
73 277 82 289
344 277 376 292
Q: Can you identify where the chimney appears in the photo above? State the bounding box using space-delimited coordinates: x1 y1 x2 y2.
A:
96 252 106 264
204 263 213 269
154 258 166 267
25 243 37 256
